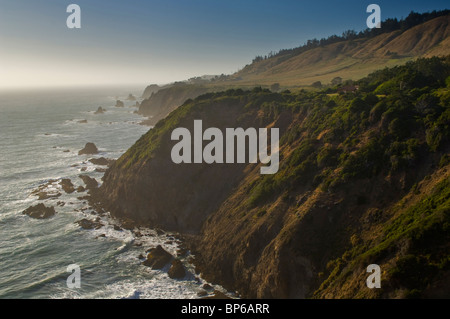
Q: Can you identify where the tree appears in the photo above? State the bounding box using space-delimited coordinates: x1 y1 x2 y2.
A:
311 81 322 88
270 83 280 92
252 56 264 63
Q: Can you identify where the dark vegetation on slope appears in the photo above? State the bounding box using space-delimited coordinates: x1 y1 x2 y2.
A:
96 56 450 298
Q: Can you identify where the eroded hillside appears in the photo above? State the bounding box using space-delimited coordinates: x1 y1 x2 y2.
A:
95 56 450 298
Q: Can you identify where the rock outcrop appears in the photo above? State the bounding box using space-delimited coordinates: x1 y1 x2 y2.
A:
60 179 75 194
23 203 56 219
168 259 186 279
89 157 113 166
142 245 173 269
78 143 98 155
76 218 104 230
99 97 254 232
141 84 161 99
126 94 136 101
94 107 106 114
138 83 212 125
31 180 61 200
115 100 124 107
79 175 98 190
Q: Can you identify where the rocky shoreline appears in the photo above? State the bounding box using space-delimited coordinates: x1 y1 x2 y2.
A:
78 181 235 298
22 139 233 299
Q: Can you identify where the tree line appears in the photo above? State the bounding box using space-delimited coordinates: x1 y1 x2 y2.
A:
252 10 449 64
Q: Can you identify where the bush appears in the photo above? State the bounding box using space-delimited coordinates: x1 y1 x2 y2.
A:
317 146 341 168
369 101 386 123
270 83 280 92
389 255 437 290
341 138 386 179
312 81 322 88
348 97 369 113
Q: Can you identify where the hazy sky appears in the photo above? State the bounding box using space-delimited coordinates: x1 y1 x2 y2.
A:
0 0 448 89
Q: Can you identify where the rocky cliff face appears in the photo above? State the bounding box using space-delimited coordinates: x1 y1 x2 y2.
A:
138 83 212 125
141 84 161 99
97 57 450 298
100 93 271 232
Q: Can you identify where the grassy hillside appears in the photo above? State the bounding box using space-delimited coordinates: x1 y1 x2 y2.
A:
136 12 450 127
97 56 450 298
229 14 450 88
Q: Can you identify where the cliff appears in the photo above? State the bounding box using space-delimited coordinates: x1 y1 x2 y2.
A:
96 56 450 298
141 84 161 99
138 82 212 125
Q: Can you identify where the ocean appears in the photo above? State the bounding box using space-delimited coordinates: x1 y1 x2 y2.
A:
0 87 221 299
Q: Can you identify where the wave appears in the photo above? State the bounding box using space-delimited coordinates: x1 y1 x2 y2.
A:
0 89 211 298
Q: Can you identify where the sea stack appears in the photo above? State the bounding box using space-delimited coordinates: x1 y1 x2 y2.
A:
127 94 136 101
94 107 105 114
78 142 99 155
23 203 56 219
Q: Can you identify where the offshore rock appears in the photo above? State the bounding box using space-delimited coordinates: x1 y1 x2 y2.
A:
94 107 106 114
89 157 113 166
168 259 186 279
23 203 56 219
60 179 75 194
76 218 104 230
78 175 98 190
78 143 98 155
142 245 173 269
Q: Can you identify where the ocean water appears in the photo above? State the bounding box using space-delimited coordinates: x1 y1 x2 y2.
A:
0 87 222 299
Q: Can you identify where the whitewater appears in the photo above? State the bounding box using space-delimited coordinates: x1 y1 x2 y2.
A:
0 87 226 299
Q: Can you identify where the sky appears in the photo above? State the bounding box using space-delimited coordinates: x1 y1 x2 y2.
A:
0 0 448 89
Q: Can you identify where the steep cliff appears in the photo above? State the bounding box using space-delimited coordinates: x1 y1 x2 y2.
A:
138 83 212 125
101 90 272 232
97 56 450 298
141 84 161 99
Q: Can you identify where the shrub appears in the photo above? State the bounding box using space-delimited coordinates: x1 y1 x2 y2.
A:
317 146 341 168
341 138 386 179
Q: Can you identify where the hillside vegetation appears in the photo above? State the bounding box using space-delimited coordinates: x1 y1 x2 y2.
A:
96 56 450 298
230 13 450 87
136 12 450 127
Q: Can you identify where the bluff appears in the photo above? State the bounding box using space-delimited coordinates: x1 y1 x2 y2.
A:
138 82 212 125
97 56 450 298
141 84 161 99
